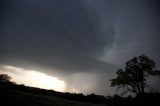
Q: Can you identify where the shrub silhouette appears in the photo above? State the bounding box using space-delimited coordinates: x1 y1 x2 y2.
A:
0 74 11 83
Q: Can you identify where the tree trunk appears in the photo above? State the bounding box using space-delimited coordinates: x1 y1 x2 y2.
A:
140 71 144 94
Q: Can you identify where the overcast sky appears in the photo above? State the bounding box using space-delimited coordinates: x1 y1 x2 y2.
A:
0 0 160 95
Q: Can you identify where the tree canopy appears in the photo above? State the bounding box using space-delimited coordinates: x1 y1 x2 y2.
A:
111 55 160 95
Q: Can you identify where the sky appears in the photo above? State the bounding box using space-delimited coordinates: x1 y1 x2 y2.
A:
0 0 160 95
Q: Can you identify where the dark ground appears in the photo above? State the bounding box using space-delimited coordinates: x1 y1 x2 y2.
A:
0 83 105 106
0 82 160 106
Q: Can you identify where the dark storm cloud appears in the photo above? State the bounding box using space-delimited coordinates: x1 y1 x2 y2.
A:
0 0 118 95
0 0 116 69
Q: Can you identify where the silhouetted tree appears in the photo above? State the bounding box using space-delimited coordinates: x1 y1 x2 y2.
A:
0 74 11 82
111 55 160 95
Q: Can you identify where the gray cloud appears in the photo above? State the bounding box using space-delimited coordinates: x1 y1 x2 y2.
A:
1 0 116 58
103 0 160 64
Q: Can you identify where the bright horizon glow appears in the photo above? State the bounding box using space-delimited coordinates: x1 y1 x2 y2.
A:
0 65 66 92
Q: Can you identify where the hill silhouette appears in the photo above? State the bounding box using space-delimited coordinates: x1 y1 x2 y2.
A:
0 74 160 106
